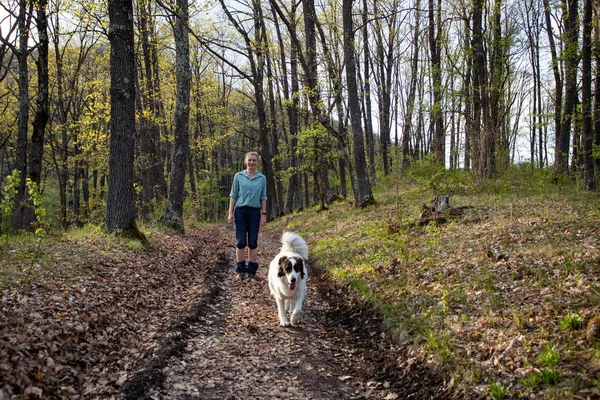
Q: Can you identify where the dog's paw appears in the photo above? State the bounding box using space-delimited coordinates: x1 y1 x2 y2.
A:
280 320 291 327
290 312 300 326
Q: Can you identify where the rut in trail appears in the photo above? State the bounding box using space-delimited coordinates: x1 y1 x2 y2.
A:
122 227 458 400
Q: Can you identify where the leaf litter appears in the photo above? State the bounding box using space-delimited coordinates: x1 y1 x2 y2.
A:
0 226 460 399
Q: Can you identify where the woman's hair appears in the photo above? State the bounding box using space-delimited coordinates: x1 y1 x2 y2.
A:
244 151 260 166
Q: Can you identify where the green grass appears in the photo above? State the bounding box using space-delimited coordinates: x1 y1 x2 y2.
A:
268 164 600 397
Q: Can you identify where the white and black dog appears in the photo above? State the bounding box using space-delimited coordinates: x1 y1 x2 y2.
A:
268 232 308 326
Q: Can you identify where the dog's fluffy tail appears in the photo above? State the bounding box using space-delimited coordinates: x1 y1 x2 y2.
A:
280 231 309 260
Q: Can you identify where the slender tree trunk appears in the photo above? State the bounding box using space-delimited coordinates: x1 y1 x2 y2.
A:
462 10 473 170
429 0 444 165
536 41 544 167
543 0 563 173
137 0 160 219
160 0 191 232
489 0 503 173
343 0 373 206
275 2 301 213
471 0 484 174
12 0 32 232
265 39 283 216
362 0 376 182
105 0 139 236
23 0 49 230
582 0 594 189
557 0 579 175
51 10 69 228
594 20 600 180
403 0 420 170
373 0 396 176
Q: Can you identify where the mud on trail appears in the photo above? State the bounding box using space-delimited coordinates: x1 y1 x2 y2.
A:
121 226 459 400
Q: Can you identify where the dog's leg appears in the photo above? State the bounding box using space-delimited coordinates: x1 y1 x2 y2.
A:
290 298 303 326
275 297 290 326
285 300 296 312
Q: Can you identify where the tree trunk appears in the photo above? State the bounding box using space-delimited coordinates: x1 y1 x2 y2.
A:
105 0 140 236
594 20 600 180
462 11 473 170
265 36 283 216
402 0 420 170
557 0 579 175
488 0 503 173
23 0 49 230
362 0 376 182
543 0 563 173
373 0 396 176
136 0 160 220
274 3 301 213
12 0 32 232
582 0 595 189
343 0 373 206
160 0 191 233
429 0 444 165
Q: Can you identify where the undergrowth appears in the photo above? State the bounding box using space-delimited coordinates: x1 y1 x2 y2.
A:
269 164 600 399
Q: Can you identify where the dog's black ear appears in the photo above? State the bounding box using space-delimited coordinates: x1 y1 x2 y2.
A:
278 257 287 277
298 258 306 279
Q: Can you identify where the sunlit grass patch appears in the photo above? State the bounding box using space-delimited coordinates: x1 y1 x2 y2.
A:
488 381 508 399
559 313 584 331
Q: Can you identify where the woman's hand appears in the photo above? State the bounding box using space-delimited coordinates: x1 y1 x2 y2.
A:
227 212 234 224
260 213 267 227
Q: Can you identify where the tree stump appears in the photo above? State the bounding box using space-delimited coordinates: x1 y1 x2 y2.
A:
418 195 450 225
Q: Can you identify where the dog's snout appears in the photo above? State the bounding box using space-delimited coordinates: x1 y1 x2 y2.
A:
291 277 296 283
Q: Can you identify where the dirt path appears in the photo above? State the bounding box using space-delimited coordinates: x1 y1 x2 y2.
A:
121 227 457 400
0 225 462 399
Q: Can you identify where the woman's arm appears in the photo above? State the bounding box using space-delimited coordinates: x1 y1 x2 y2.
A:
228 197 236 224
260 199 267 227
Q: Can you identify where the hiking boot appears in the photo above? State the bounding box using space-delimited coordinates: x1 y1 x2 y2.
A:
247 273 261 281
236 272 245 281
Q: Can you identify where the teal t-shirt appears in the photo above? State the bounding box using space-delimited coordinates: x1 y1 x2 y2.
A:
230 170 267 208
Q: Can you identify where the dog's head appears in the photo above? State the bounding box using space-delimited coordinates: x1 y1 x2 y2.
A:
277 255 305 290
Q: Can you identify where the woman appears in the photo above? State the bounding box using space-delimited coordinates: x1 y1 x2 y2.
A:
228 151 267 281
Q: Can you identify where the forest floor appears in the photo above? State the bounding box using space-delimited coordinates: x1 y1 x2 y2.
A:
0 225 469 399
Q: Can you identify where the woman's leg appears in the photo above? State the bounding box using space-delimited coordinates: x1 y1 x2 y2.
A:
234 208 249 275
246 208 261 276
236 248 246 263
249 247 258 263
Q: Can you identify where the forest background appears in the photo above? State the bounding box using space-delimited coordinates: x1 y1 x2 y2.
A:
1 0 600 233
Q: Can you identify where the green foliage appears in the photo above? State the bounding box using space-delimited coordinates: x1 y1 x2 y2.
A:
593 343 600 359
1 170 20 233
592 144 600 160
538 344 560 367
559 313 584 331
26 178 47 229
488 381 508 399
295 122 340 173
407 157 476 195
520 369 561 388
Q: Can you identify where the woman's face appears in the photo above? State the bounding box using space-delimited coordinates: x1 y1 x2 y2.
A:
245 155 258 169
